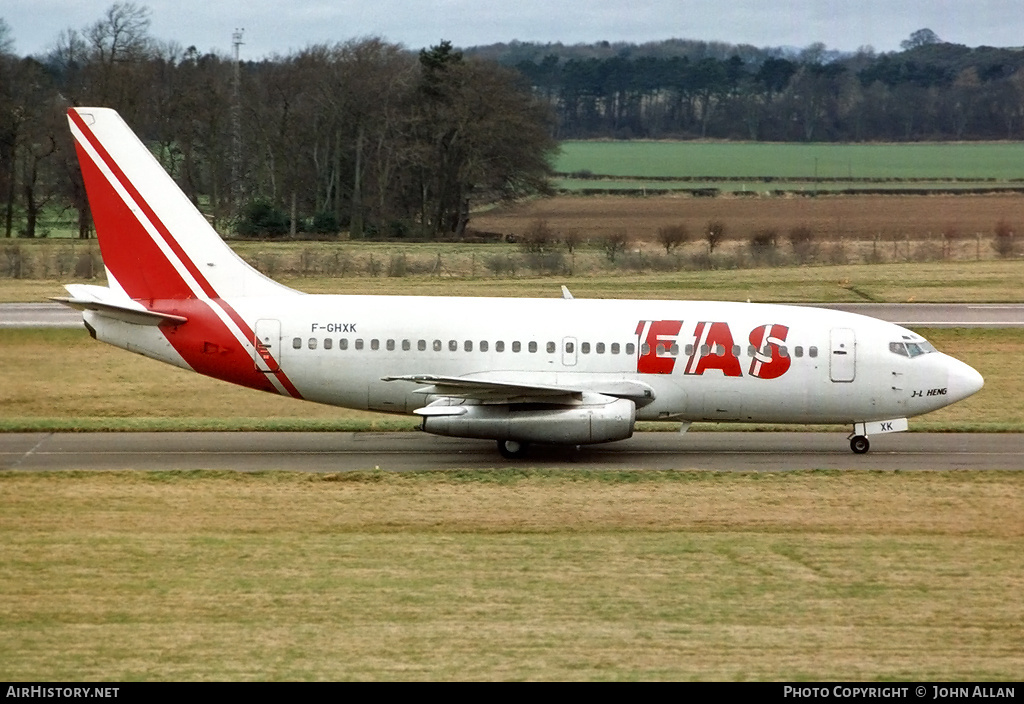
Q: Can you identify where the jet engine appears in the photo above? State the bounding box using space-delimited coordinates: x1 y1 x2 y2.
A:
418 394 636 445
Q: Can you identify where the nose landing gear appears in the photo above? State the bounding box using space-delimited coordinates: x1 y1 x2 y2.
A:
849 435 870 454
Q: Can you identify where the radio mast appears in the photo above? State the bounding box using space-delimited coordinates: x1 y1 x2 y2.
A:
231 28 244 210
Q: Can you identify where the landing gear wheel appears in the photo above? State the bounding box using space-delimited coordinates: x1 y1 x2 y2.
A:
497 439 530 460
850 435 870 454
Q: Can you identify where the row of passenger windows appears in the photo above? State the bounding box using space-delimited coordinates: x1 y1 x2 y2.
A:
294 337 637 355
291 336 819 358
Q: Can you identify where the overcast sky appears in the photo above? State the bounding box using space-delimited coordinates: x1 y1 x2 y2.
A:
3 0 1021 59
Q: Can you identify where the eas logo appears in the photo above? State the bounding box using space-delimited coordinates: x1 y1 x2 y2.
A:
635 320 793 380
748 324 790 379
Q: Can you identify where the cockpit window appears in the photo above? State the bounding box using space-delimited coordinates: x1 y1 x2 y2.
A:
890 340 937 358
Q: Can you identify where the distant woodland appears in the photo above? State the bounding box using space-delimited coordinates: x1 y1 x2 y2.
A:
490 31 1024 141
2 4 1024 240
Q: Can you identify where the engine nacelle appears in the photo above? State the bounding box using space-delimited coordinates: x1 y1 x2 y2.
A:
419 396 636 445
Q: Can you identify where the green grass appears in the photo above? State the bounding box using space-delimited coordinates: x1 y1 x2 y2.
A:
555 178 1024 193
0 327 1019 432
1 470 1021 680
557 141 1024 182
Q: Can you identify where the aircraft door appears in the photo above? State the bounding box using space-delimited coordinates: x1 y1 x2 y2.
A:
254 319 282 373
562 337 578 366
830 328 856 382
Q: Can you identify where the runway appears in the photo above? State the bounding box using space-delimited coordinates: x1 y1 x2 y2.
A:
2 302 1022 328
2 431 1021 472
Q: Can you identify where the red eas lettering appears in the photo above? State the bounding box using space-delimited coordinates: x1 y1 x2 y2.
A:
635 320 682 374
748 323 791 379
684 321 742 377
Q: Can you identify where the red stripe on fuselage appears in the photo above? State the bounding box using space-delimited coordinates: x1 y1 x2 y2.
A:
70 110 302 399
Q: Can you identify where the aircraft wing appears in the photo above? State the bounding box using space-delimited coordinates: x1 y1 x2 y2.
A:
381 374 655 406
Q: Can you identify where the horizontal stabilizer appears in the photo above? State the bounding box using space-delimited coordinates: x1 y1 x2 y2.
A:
53 285 187 327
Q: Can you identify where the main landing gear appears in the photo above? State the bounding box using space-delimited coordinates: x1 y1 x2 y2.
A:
849 435 870 454
497 439 530 459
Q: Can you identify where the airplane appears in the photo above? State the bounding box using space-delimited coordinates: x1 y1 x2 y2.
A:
57 107 984 458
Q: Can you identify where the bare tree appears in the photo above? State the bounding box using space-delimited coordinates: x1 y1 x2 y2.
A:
656 224 688 254
705 220 725 254
788 225 817 264
0 18 14 55
992 219 1016 258
519 219 558 253
602 231 630 262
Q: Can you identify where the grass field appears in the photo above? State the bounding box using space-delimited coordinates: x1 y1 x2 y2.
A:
1 469 1021 680
556 141 1024 184
0 327 1019 433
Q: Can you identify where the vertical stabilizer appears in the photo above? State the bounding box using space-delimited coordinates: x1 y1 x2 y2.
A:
66 108 303 400
68 107 296 301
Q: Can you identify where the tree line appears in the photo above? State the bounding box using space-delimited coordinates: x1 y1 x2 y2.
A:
3 6 1024 243
0 4 556 239
505 33 1024 141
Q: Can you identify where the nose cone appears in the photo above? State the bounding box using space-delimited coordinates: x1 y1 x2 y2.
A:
945 356 984 403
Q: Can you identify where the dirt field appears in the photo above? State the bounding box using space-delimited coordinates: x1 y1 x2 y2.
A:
473 192 1024 246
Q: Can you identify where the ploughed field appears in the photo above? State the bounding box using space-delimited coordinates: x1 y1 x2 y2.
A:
473 193 1024 252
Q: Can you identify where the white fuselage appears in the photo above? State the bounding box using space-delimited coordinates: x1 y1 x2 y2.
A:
86 294 980 426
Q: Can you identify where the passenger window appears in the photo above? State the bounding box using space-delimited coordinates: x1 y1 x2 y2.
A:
496 341 505 352
565 341 575 353
480 341 489 352
732 345 741 357
700 344 710 356
449 340 458 352
655 344 664 356
795 346 803 358
670 344 679 356
611 343 620 355
512 341 521 353
641 343 650 356
547 341 556 354
747 345 756 357
402 339 410 351
809 346 818 358
308 338 317 350
528 341 537 353
355 339 364 350
371 339 379 351
324 338 333 350
685 344 694 356
465 340 473 352
779 346 789 358
292 337 302 349
581 342 590 354
340 338 348 351
596 342 605 354
418 339 426 351
386 339 395 351
433 339 442 352
625 343 635 355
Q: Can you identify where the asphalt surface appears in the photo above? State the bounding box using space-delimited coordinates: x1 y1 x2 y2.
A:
2 302 1023 328
2 431 1021 472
